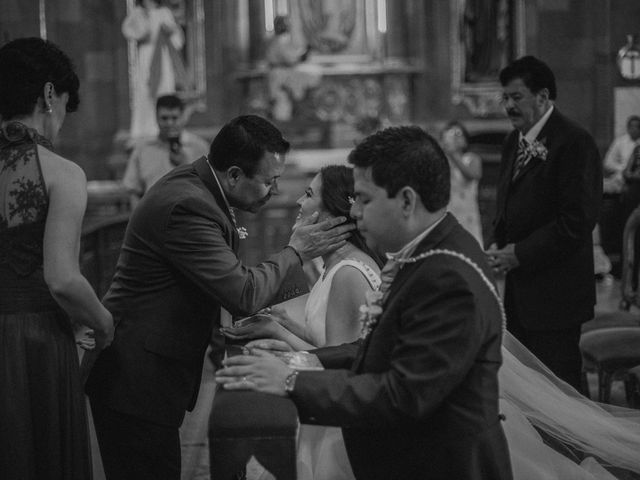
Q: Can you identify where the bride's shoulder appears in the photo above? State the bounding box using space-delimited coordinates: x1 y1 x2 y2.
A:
333 256 381 290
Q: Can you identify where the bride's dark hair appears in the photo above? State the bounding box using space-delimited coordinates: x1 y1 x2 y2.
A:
319 165 385 268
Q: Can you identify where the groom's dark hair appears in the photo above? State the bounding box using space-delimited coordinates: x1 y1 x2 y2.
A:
208 115 290 177
320 165 385 268
347 125 450 212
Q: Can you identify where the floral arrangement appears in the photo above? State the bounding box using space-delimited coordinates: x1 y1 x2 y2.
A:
523 139 548 161
237 226 248 239
359 290 384 339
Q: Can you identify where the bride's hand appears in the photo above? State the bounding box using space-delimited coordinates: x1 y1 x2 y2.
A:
220 315 283 340
76 329 97 351
268 306 297 330
244 338 293 354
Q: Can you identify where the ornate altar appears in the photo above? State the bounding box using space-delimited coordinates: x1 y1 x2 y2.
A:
235 0 424 147
236 62 421 147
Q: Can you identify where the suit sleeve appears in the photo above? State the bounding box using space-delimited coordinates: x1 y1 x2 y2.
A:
514 130 602 270
311 341 361 370
162 200 299 316
291 260 485 428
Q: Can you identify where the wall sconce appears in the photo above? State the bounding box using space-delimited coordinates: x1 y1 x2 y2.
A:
618 34 640 80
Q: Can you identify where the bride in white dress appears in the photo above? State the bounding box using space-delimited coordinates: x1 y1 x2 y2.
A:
222 165 383 480
224 166 640 480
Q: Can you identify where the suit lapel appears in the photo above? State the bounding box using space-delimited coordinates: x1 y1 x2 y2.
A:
352 214 458 372
510 108 561 186
193 156 239 250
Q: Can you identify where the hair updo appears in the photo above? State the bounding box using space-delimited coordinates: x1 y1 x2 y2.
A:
0 37 80 120
319 165 384 268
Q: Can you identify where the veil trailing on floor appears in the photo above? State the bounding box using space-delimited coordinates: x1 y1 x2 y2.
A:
500 331 640 478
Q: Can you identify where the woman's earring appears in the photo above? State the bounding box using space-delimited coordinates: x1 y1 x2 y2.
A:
45 103 52 114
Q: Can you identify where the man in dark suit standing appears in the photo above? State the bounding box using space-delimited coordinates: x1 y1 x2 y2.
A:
487 56 602 390
85 115 353 480
217 126 513 480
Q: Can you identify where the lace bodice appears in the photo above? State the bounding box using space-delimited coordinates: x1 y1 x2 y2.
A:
0 122 51 276
303 259 381 347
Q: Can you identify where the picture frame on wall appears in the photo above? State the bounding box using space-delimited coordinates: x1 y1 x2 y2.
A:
450 0 525 117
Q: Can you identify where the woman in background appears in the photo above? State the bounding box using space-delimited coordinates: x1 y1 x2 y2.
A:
441 120 484 245
0 37 114 479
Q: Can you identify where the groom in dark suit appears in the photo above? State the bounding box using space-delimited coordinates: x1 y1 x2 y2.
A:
217 126 513 480
86 115 354 480
487 56 602 389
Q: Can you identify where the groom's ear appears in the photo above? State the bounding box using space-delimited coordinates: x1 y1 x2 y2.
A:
398 186 418 216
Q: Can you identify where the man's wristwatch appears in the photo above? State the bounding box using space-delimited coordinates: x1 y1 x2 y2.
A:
284 369 299 394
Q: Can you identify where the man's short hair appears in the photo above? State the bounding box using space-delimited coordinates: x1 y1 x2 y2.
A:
627 115 640 127
499 55 557 100
208 115 290 177
347 126 450 212
156 94 184 112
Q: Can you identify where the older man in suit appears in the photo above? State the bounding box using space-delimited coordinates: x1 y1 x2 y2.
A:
487 56 602 390
85 115 354 480
217 126 513 480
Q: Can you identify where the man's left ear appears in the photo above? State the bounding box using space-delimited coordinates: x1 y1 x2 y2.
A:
536 88 550 104
398 186 417 216
226 166 244 186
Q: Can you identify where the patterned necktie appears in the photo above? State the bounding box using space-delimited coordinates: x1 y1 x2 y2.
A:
511 137 529 181
228 207 237 227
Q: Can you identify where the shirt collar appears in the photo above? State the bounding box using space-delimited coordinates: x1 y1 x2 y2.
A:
520 105 554 144
386 213 447 262
207 158 235 220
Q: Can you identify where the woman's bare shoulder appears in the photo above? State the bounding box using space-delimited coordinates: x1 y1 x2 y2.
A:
37 145 86 186
333 253 381 288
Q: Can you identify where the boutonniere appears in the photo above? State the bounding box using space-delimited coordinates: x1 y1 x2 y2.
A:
359 290 384 339
237 226 248 240
524 138 548 161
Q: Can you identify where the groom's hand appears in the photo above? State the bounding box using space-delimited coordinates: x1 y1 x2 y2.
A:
215 350 293 396
288 212 355 262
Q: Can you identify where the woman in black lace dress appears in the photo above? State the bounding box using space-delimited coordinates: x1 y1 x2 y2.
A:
0 38 114 479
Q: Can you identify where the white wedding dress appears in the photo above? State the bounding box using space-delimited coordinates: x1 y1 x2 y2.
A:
296 259 381 480
282 258 640 480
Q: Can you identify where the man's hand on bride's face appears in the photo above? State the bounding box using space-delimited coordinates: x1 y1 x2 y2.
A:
220 315 282 340
288 212 355 262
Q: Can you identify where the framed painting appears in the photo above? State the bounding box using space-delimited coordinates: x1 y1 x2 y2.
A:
450 0 526 117
124 0 206 112
285 0 383 64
